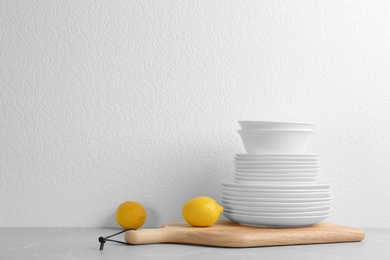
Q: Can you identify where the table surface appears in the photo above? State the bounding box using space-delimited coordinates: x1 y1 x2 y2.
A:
0 227 389 260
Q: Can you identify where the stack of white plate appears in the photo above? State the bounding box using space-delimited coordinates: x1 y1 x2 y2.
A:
234 154 321 183
221 121 332 227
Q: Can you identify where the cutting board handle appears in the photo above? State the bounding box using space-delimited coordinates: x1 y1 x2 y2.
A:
125 228 184 245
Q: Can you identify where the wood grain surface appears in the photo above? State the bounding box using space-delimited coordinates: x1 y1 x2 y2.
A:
124 220 365 248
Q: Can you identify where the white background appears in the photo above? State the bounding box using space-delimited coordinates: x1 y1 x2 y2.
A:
1 0 390 228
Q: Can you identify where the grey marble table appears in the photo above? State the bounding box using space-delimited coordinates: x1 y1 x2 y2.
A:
0 228 389 260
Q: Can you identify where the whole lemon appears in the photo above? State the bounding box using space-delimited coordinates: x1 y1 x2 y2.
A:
116 201 146 229
182 196 224 227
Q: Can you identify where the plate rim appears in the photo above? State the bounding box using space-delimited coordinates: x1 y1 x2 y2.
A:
221 181 331 188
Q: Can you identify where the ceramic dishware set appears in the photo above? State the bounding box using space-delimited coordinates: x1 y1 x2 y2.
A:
221 121 332 227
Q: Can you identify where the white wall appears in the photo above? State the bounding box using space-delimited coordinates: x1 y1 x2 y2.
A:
2 0 390 228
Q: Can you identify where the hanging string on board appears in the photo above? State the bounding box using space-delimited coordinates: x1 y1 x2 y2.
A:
98 229 136 250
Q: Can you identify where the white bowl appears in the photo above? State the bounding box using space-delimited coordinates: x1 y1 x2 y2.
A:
223 212 329 227
238 130 314 154
238 121 315 130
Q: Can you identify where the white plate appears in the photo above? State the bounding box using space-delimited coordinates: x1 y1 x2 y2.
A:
224 208 331 217
223 204 331 213
234 170 319 176
222 181 331 189
234 172 318 177
235 157 320 162
222 195 332 203
234 178 318 183
221 199 331 207
234 176 318 180
236 169 320 173
221 186 332 194
223 212 329 227
235 161 319 166
235 157 319 162
236 154 321 158
236 179 317 184
234 177 318 181
235 165 320 170
222 190 331 198
234 174 317 182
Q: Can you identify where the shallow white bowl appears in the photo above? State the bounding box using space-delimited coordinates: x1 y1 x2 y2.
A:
238 121 315 130
224 208 331 217
238 129 314 154
223 212 329 227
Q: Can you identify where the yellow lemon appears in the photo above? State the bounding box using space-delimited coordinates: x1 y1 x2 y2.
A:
182 196 224 227
116 201 146 229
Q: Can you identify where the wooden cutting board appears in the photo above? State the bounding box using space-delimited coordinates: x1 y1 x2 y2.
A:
124 220 365 248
